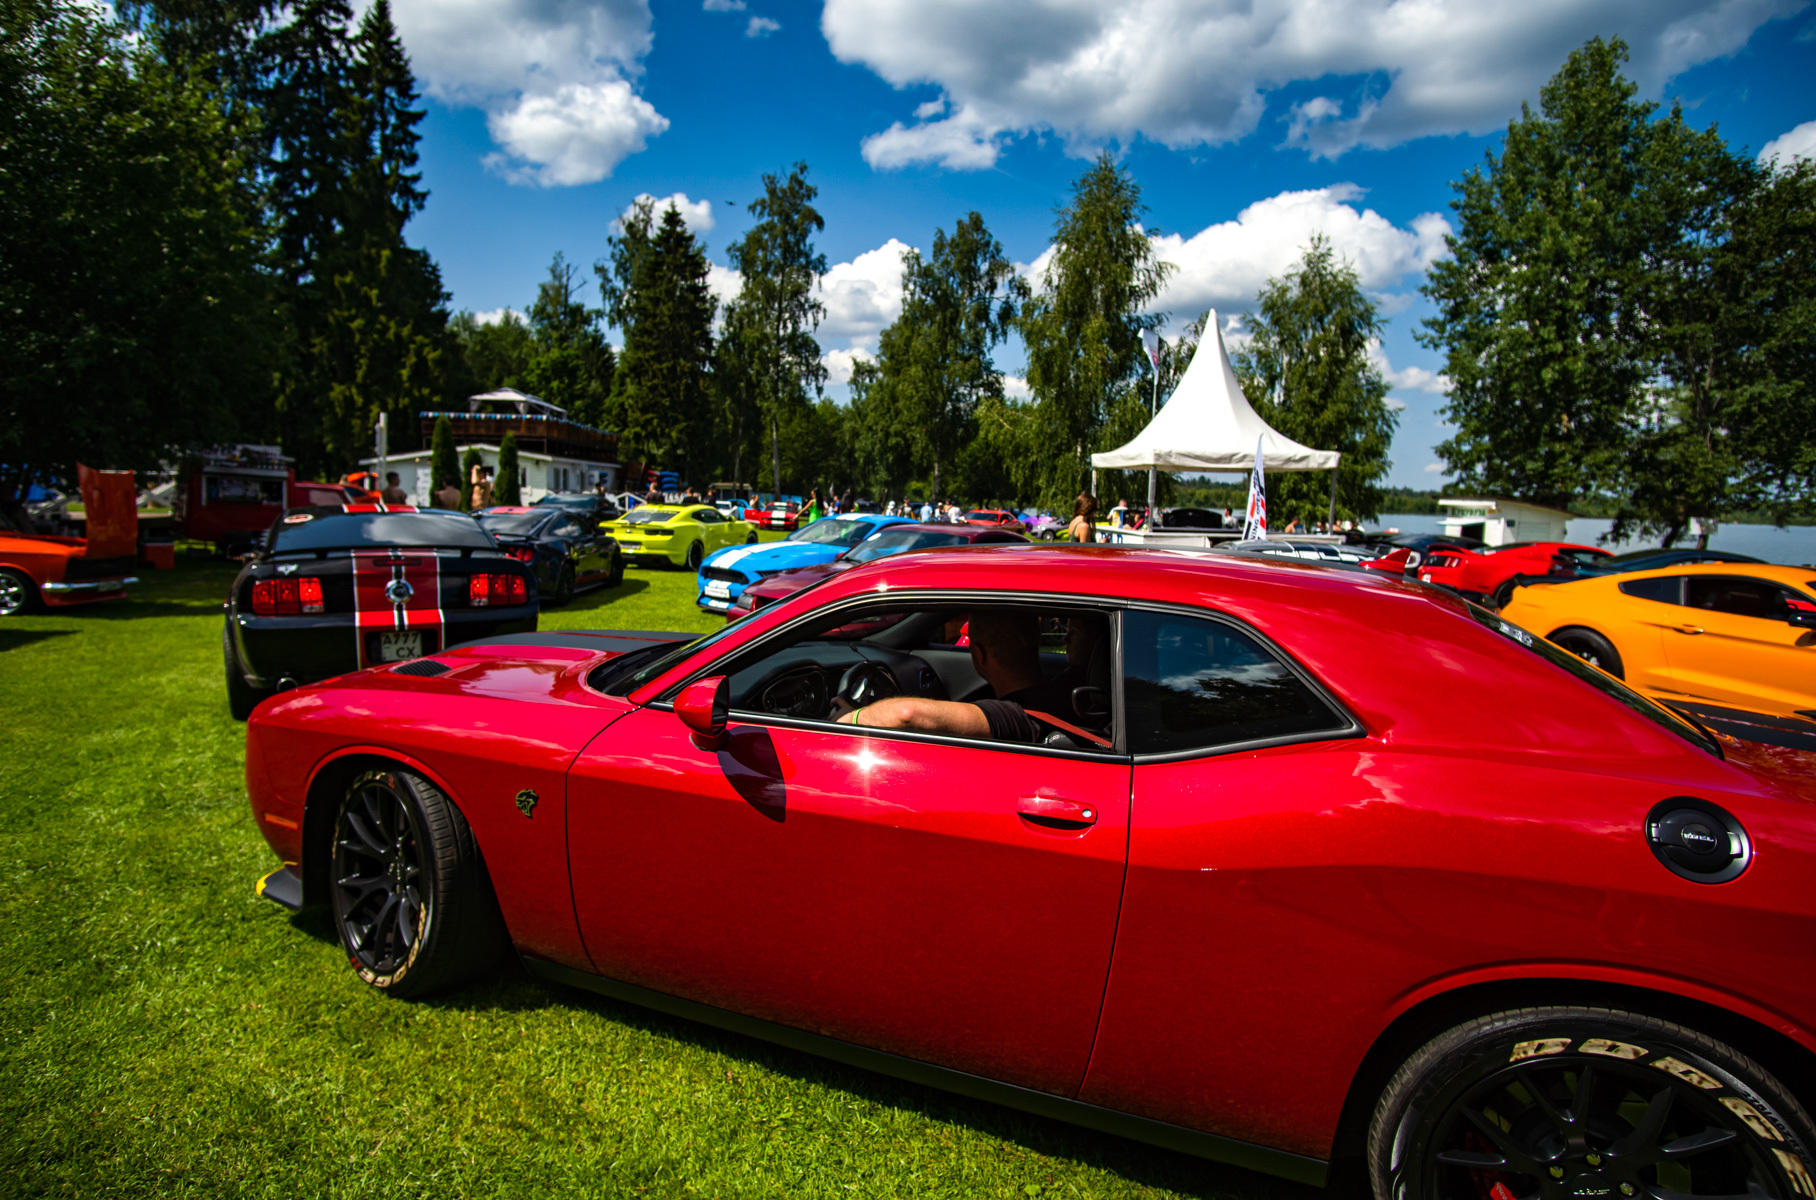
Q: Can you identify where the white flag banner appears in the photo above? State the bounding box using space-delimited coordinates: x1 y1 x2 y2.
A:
1242 435 1267 541
1140 328 1160 375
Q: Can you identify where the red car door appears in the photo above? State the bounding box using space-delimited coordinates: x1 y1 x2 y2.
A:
566 611 1130 1097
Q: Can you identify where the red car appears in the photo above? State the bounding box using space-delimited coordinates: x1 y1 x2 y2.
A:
753 500 801 532
0 466 138 616
245 545 1816 1198
961 508 1024 529
729 521 1028 615
1410 541 1614 605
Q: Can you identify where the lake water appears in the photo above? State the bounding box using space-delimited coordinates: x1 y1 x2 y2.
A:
1371 514 1816 566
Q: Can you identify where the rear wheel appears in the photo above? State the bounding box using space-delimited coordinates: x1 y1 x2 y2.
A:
551 563 575 606
1369 1006 1816 1200
684 540 704 571
0 568 37 616
329 767 507 998
224 624 268 721
606 546 625 587
1490 578 1521 609
1548 626 1624 678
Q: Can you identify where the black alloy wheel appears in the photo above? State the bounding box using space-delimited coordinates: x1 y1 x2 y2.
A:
745 531 759 544
552 563 575 606
606 546 625 587
1491 578 1522 610
329 768 507 997
0 567 37 616
685 540 704 571
1548 627 1625 679
1370 1008 1816 1200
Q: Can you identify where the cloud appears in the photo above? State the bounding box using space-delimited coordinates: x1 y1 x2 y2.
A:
1760 119 1816 166
1423 462 1445 474
612 192 716 235
706 263 743 307
1369 340 1452 395
1144 185 1450 320
821 0 1803 168
822 348 875 386
746 15 780 37
391 0 666 187
1002 375 1032 400
473 307 525 325
817 238 916 349
702 0 745 8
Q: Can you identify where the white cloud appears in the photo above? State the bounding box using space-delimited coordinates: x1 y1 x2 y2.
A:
702 0 745 9
473 307 525 325
1146 185 1450 320
1760 119 1816 166
822 0 1802 168
1369 340 1452 395
1002 375 1032 400
822 348 875 386
613 192 716 235
392 0 666 187
1424 462 1445 474
746 15 780 37
817 238 916 349
706 263 743 307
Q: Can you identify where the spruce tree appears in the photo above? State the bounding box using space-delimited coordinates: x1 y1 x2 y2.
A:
602 201 718 475
430 415 459 500
522 253 615 425
496 433 522 505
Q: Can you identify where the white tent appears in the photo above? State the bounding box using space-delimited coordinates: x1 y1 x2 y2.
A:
1092 310 1340 474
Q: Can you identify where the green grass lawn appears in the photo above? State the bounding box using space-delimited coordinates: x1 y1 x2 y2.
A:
0 558 1311 1200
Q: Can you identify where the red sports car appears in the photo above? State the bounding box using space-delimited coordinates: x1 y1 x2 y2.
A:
245 546 1816 1200
961 508 1025 529
1408 541 1615 605
753 500 801 532
729 521 1028 616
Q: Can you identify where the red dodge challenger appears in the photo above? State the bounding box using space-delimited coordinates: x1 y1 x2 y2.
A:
245 545 1816 1200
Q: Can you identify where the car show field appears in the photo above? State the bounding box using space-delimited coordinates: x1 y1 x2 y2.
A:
0 559 1278 1200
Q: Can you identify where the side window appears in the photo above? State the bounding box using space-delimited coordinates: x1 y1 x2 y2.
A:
1121 609 1349 756
553 520 582 539
696 508 722 525
1618 575 1682 604
1685 576 1790 620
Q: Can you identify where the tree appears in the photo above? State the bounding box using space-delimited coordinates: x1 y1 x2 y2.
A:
1019 154 1171 507
726 163 828 494
495 433 521 505
872 214 1027 502
459 447 482 511
847 358 915 502
450 309 536 393
600 200 717 473
0 0 272 527
522 252 615 426
711 300 763 486
429 415 459 500
1234 236 1398 524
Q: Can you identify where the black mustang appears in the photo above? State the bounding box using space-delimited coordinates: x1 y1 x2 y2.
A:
476 505 623 605
223 505 538 719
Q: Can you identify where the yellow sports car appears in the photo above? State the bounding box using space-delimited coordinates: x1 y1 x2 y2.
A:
602 503 757 570
1500 562 1816 724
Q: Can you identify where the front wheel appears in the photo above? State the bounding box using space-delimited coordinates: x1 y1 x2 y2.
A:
1548 626 1624 678
745 531 759 544
329 767 507 998
1369 1006 1816 1200
0 567 38 616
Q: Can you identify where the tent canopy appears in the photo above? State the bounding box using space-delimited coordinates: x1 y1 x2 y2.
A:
1091 310 1340 473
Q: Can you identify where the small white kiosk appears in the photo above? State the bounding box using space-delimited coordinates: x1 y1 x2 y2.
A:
1090 310 1342 544
1438 497 1573 547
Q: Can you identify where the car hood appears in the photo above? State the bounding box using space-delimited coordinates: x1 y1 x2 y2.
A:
704 541 839 575
743 558 852 598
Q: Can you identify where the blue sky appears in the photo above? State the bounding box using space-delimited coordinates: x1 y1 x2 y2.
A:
395 0 1816 488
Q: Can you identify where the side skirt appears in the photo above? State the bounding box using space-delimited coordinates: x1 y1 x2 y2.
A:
521 956 1329 1187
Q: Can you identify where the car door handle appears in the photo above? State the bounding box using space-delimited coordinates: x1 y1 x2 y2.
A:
1017 798 1098 828
1675 624 1705 635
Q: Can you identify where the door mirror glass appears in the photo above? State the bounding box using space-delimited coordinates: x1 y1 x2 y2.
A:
675 675 729 749
1786 597 1816 629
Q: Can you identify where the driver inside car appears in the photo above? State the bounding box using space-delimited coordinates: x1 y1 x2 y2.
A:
834 610 1110 747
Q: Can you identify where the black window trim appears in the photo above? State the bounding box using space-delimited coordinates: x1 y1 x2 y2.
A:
651 587 1134 762
1617 574 1685 605
1120 599 1365 765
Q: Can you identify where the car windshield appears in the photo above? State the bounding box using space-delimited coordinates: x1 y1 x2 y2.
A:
598 622 746 696
791 519 874 547
623 508 676 525
476 511 550 536
268 511 495 553
1467 602 1721 757
533 495 592 509
845 528 969 564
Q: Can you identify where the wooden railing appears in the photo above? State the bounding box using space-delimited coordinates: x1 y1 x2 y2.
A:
418 412 618 460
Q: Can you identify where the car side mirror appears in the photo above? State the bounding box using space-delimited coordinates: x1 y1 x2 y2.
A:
1787 600 1816 630
675 675 729 750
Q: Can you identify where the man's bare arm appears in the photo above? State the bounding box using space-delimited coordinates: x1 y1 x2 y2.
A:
837 696 991 738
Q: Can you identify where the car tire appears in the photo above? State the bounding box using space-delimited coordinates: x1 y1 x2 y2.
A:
684 541 704 571
746 532 759 544
224 624 268 721
551 563 575 606
1368 1006 1816 1200
606 547 624 588
1490 578 1521 609
1548 626 1624 678
329 767 508 998
0 567 38 616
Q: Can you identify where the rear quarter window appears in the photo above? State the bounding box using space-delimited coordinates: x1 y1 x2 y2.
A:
1618 576 1682 604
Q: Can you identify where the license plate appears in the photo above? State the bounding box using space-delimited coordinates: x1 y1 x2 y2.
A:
704 580 732 599
620 541 641 551
378 632 422 662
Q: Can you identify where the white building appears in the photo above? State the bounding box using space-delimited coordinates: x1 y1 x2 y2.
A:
360 443 620 507
1439 497 1573 546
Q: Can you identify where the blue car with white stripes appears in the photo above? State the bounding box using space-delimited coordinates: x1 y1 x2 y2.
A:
695 514 915 613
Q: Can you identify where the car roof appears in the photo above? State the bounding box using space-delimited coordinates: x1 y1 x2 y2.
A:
481 506 539 514
1623 562 1815 587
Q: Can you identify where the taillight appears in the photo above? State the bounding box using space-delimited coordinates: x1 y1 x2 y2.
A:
298 577 324 613
469 573 527 607
252 578 304 615
504 546 535 563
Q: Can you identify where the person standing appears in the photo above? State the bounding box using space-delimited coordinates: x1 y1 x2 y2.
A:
801 488 823 524
381 471 409 505
1066 493 1098 543
470 464 494 511
433 475 462 510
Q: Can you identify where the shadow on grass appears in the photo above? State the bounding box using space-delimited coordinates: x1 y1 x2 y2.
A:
0 628 76 652
560 576 652 612
420 965 1329 1200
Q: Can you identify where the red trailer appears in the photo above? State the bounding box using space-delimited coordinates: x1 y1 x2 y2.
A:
174 446 368 552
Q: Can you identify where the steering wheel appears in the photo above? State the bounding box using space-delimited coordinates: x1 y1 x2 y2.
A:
837 661 899 709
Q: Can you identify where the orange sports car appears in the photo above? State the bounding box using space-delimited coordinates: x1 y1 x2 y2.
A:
1500 562 1816 733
